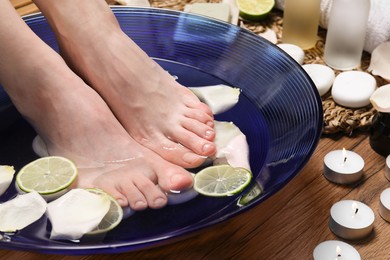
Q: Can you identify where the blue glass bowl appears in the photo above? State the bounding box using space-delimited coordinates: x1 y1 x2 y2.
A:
0 7 322 254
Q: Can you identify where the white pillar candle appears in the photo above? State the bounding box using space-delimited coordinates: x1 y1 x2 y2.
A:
331 71 376 108
329 200 375 240
313 240 361 260
324 149 364 184
379 188 390 222
385 155 390 181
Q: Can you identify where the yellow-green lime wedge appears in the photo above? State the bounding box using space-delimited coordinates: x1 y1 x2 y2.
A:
85 188 123 235
16 156 77 195
236 0 275 21
194 165 252 197
237 183 262 206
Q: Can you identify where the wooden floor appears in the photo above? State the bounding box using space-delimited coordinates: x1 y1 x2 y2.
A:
10 0 38 16
2 1 390 259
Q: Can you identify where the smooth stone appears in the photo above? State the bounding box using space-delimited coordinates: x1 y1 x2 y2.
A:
331 71 377 108
277 43 305 65
303 64 335 96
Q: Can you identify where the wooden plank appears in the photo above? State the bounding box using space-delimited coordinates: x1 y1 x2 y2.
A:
15 3 39 16
10 0 32 9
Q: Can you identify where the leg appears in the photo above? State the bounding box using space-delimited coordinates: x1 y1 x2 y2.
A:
0 1 193 210
32 0 217 169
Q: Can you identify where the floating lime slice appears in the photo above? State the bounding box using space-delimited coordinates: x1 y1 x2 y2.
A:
194 165 252 197
16 156 77 195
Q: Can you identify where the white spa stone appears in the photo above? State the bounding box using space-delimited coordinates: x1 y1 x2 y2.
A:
385 154 390 181
277 43 305 65
331 71 377 108
259 29 278 44
303 64 335 96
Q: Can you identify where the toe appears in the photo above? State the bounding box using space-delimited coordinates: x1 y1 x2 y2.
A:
182 118 215 141
152 162 194 193
122 182 149 211
142 134 208 168
133 177 167 209
185 106 214 125
170 126 216 158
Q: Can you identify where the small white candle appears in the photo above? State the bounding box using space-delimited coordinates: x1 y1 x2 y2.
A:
329 200 375 240
324 149 364 184
331 71 376 108
379 188 390 222
385 155 390 181
313 240 361 260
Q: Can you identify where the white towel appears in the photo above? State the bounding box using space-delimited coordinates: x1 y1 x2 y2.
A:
275 0 390 53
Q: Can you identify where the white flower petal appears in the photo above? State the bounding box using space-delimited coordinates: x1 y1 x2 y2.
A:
47 189 110 240
368 41 390 82
0 166 15 196
189 85 240 114
213 121 251 171
0 191 47 232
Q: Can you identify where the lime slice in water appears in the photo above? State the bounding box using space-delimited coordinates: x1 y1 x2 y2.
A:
194 165 252 197
86 188 124 235
16 156 77 195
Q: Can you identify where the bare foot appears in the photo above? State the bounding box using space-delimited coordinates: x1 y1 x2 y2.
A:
34 0 217 168
0 7 193 209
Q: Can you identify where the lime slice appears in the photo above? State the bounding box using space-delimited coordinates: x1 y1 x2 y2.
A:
16 156 77 195
194 165 252 197
86 188 123 235
237 183 262 206
236 0 275 21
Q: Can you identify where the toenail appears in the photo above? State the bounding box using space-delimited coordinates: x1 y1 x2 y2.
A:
205 130 214 138
134 200 147 209
117 198 126 206
154 197 166 207
206 121 214 127
171 174 184 186
202 143 214 153
183 153 201 164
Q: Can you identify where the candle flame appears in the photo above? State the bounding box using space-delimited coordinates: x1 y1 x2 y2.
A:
336 245 341 255
352 201 359 215
342 148 347 164
336 245 342 258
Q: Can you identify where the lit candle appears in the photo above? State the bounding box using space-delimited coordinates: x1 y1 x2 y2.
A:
324 148 364 184
313 240 361 260
329 200 375 240
385 155 390 181
379 188 390 222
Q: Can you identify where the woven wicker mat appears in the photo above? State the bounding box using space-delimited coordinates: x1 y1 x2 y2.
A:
147 0 390 135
